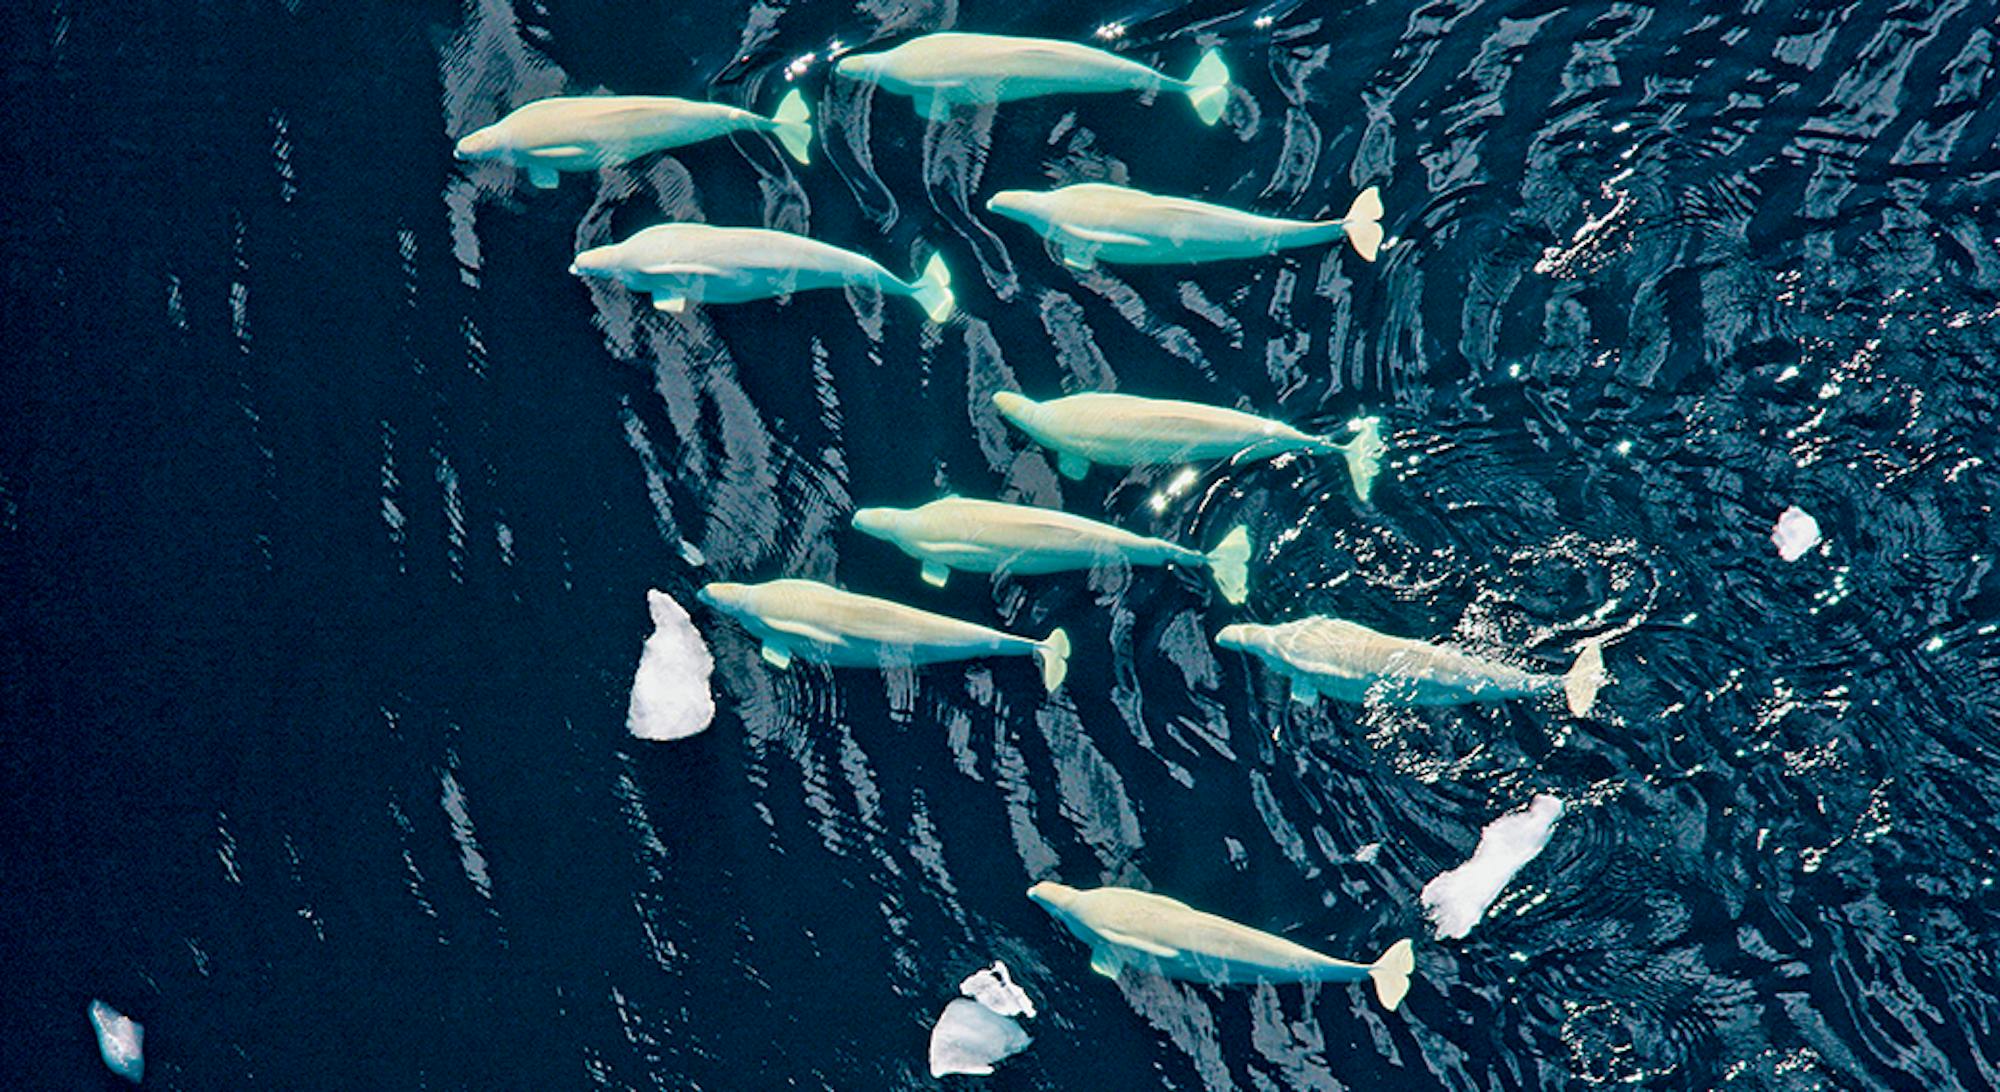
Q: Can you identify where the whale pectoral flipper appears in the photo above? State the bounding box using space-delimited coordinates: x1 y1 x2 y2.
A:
1057 452 1090 480
1089 947 1123 978
760 643 793 669
653 296 688 313
920 561 951 587
528 165 560 189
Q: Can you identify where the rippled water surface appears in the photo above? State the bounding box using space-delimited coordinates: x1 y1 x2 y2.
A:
6 0 2000 1088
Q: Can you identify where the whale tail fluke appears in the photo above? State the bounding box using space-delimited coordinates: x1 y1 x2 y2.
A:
1035 628 1071 693
1313 416 1385 502
771 88 813 165
1368 938 1415 1011
1206 525 1252 605
1563 640 1607 717
1342 186 1384 262
909 252 955 323
1184 49 1231 126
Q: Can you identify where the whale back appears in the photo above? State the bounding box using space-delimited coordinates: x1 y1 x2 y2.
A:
615 225 890 282
497 96 756 148
1043 185 1317 245
876 33 1157 87
1070 887 1343 973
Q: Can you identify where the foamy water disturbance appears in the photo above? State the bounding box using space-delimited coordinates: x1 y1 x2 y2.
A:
9 0 1997 1088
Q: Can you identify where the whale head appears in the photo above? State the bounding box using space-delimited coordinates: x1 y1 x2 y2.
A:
696 581 753 619
850 507 906 543
453 125 505 161
569 243 621 280
984 189 1051 228
991 391 1038 424
832 52 882 80
1026 880 1082 915
1214 623 1259 652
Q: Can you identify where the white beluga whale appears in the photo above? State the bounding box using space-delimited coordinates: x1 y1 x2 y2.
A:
834 33 1231 124
1215 617 1608 716
453 89 812 188
1026 881 1415 1010
571 224 954 321
986 183 1382 268
992 391 1385 501
698 579 1069 691
852 496 1252 603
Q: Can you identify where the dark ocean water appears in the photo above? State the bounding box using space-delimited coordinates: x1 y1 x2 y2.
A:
6 0 2000 1088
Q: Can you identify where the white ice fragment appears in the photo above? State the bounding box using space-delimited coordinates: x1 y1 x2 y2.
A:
959 961 1035 1018
88 1000 144 1083
1421 795 1565 940
928 999 1031 1078
626 589 715 741
1772 506 1821 562
1354 841 1382 864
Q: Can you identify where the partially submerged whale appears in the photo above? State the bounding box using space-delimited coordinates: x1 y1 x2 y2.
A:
698 579 1069 691
986 184 1382 268
1215 617 1608 716
571 224 954 321
852 496 1252 603
1027 881 1415 1010
834 33 1231 124
992 391 1385 501
454 89 812 188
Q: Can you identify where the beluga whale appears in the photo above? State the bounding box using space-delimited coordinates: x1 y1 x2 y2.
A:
698 579 1070 692
453 89 813 188
1027 881 1416 1010
833 33 1231 124
852 496 1252 603
571 224 954 321
1215 617 1609 715
992 391 1385 501
986 184 1382 269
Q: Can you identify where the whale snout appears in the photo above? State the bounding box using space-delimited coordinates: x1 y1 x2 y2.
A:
453 127 501 160
851 507 901 541
1215 623 1255 650
985 190 1035 221
991 391 1034 419
570 246 616 279
1026 880 1076 910
697 582 743 611
833 55 870 79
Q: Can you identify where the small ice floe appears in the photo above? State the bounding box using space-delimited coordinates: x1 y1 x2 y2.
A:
958 961 1035 1018
626 589 715 741
88 1000 144 1083
928 961 1035 1078
1421 795 1566 940
1771 506 1822 562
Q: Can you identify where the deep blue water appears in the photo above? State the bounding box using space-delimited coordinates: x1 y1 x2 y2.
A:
6 0 2000 1088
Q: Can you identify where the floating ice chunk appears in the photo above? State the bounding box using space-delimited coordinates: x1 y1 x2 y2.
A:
1421 795 1566 940
959 961 1035 1018
88 1000 144 1083
1772 506 1821 562
626 589 715 741
929 999 1031 1078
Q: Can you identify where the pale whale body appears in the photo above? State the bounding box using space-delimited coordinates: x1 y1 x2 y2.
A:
853 496 1252 603
993 391 1386 501
698 579 1069 691
834 33 1231 124
987 184 1383 268
1216 616 1608 716
454 90 812 188
571 224 954 321
1027 881 1415 1010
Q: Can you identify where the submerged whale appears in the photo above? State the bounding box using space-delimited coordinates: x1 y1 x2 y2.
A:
834 33 1231 124
1027 881 1415 1010
986 184 1382 268
454 89 812 188
1215 616 1609 715
992 391 1385 501
698 579 1069 691
852 496 1252 603
571 224 954 321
